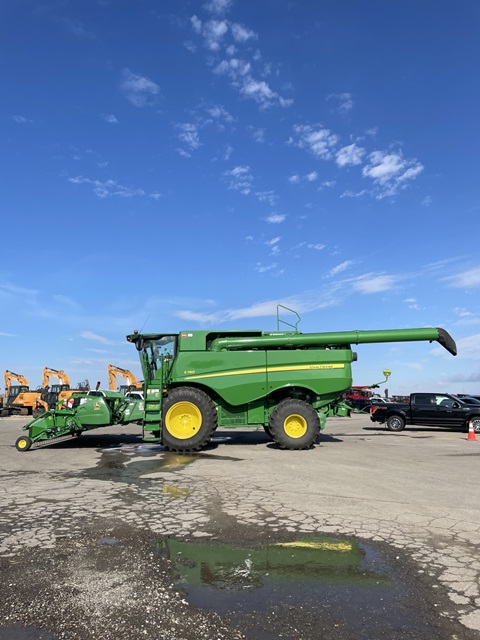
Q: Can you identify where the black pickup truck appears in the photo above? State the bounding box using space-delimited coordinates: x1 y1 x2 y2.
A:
369 392 480 432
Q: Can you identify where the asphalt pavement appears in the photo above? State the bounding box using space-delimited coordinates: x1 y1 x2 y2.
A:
1 413 480 639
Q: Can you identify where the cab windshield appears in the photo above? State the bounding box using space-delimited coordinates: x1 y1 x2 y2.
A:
142 335 177 381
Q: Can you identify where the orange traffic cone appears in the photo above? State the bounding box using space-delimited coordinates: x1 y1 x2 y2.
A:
467 420 477 441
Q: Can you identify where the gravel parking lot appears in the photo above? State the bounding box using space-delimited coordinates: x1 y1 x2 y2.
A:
1 413 480 639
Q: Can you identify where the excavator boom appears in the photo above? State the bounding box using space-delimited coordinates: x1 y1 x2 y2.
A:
42 367 71 388
107 364 140 391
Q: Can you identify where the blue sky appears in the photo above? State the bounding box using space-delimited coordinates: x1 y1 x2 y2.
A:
1 0 480 395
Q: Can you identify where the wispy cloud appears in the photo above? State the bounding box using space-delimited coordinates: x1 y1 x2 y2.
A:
11 115 33 124
68 176 147 198
444 267 480 289
176 123 202 150
191 10 292 110
223 165 253 194
0 331 16 337
102 114 118 124
329 260 354 276
121 68 160 107
266 214 286 224
80 331 116 346
288 124 339 159
352 273 402 294
203 0 233 13
327 92 354 115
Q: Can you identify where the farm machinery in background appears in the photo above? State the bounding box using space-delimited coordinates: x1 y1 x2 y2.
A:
343 369 392 412
15 306 457 452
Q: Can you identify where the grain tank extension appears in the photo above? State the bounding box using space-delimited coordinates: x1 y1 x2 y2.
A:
15 323 456 452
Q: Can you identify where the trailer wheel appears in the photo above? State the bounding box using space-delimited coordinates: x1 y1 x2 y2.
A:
15 436 32 452
269 398 320 450
162 387 217 452
386 414 405 432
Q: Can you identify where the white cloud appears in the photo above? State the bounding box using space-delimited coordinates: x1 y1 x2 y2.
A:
329 260 354 276
307 243 326 251
352 273 401 294
305 171 318 182
256 191 277 206
102 114 118 124
11 115 33 124
68 176 145 198
265 237 280 246
203 0 233 14
266 214 286 224
422 195 432 206
336 143 365 167
327 92 353 115
252 128 265 143
80 331 116 345
121 68 160 107
288 175 300 184
289 124 339 159
231 23 257 42
224 165 253 194
176 123 202 150
445 267 480 289
0 331 16 337
362 150 424 198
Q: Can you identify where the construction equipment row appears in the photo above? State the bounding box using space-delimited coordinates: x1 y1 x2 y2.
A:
0 365 141 417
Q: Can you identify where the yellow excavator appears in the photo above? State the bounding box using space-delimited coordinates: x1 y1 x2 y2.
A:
2 370 46 417
41 367 90 409
107 364 142 394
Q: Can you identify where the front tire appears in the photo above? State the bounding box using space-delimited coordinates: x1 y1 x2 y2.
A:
15 436 32 452
386 414 405 432
269 398 320 450
162 387 217 452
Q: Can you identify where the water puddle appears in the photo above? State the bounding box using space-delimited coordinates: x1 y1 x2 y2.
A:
157 536 441 639
70 448 240 485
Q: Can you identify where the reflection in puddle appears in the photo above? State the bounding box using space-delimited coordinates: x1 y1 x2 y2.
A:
157 536 440 638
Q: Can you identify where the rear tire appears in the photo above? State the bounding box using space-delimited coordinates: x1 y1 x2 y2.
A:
386 414 405 432
470 416 480 434
269 398 320 450
162 387 217 452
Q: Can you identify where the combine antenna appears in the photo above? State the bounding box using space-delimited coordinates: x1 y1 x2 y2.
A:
139 315 150 334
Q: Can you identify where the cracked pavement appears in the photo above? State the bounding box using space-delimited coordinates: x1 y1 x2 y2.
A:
1 414 480 639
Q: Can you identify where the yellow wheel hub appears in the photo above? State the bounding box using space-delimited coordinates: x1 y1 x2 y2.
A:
283 413 307 439
17 439 28 450
165 401 202 440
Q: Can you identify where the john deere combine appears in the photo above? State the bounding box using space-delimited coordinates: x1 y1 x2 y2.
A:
15 312 456 452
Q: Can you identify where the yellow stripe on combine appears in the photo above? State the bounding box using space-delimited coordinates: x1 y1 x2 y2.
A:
273 541 353 552
184 363 344 381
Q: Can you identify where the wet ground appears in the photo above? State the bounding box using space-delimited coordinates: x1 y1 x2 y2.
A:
2 415 480 639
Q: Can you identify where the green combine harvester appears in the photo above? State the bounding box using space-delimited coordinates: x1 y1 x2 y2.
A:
15 309 456 452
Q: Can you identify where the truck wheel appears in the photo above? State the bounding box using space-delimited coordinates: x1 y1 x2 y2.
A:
470 417 480 434
15 436 32 452
386 415 405 432
162 387 217 452
269 398 320 450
